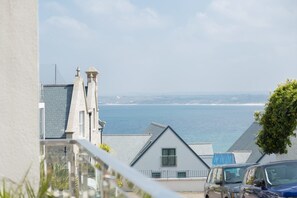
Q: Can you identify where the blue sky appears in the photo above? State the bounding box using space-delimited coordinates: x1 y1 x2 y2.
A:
39 0 297 96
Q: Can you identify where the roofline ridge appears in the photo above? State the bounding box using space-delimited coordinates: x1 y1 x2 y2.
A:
103 134 152 137
189 142 213 145
150 122 168 128
43 84 73 87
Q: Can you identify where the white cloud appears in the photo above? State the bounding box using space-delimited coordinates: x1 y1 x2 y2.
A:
45 16 92 39
78 0 135 14
43 1 67 14
39 0 297 94
178 0 297 43
75 0 167 29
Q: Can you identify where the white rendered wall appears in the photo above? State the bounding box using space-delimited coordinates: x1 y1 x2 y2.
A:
133 128 209 174
66 75 89 140
0 0 39 185
157 177 207 192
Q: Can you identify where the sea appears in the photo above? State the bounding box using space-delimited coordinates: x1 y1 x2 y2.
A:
99 94 267 152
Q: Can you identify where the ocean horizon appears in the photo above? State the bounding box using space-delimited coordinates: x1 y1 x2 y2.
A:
99 95 265 152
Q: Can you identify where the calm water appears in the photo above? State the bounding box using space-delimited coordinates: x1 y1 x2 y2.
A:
100 104 264 152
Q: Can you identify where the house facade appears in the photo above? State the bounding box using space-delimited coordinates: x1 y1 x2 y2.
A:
40 67 103 146
103 122 210 179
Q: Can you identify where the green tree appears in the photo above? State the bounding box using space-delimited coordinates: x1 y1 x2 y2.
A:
254 79 297 154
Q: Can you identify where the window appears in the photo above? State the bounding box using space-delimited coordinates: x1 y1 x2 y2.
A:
161 148 176 167
207 168 214 183
210 168 217 183
79 111 85 137
215 168 223 182
245 167 256 185
152 172 161 178
177 172 187 178
39 103 45 139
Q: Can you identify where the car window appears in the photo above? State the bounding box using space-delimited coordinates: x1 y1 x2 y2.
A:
216 168 223 182
210 168 217 183
255 167 264 180
207 169 214 183
264 162 297 186
224 167 247 184
245 167 256 185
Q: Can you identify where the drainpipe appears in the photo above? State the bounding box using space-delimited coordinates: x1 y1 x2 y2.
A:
89 113 91 142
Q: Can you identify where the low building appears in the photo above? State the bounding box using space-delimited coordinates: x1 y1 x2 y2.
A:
103 122 210 178
40 67 104 146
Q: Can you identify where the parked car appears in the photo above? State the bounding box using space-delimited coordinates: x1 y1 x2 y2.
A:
204 163 255 198
239 160 297 198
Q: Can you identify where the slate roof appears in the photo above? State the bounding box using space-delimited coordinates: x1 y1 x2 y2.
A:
228 122 264 163
102 134 151 165
130 122 210 169
42 84 73 139
130 122 168 166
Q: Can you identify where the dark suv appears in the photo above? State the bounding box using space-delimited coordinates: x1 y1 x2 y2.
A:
204 164 254 198
240 160 297 198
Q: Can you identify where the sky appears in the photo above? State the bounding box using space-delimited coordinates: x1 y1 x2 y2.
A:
39 0 297 96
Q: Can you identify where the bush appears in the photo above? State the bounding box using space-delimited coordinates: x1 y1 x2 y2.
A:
255 79 297 154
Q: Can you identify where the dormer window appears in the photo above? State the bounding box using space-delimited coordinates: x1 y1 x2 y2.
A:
161 148 176 167
79 111 85 137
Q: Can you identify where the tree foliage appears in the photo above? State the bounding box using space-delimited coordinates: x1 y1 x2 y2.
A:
255 79 297 154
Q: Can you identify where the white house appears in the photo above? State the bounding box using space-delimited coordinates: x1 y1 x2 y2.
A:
103 123 211 192
103 123 210 178
41 67 104 146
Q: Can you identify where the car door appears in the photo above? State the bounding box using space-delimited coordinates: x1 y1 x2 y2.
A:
205 168 214 197
209 167 223 198
241 167 263 198
241 167 258 198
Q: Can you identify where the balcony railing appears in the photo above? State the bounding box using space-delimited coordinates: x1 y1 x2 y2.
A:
40 139 180 198
139 170 209 179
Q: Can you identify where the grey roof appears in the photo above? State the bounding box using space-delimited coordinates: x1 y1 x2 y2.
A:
228 122 264 163
42 84 73 139
102 134 151 165
130 122 168 165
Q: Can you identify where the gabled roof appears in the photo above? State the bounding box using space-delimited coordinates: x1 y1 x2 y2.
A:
228 122 264 163
130 122 210 169
102 134 151 165
43 84 73 138
130 122 167 166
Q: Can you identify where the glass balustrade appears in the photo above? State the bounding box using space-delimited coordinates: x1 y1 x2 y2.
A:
40 139 180 198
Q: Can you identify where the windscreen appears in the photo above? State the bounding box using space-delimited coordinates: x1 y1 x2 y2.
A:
265 162 297 186
223 167 247 184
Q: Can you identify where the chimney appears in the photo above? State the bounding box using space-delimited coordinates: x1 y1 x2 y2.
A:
85 66 98 83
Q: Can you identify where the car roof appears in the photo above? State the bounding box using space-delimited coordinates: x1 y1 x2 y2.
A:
211 163 256 169
246 160 297 169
